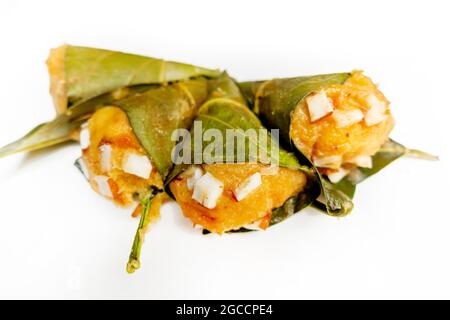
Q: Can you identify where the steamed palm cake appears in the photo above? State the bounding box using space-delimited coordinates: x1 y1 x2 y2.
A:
170 164 307 233
290 71 394 181
80 106 163 206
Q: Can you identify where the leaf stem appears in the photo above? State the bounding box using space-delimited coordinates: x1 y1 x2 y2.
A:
404 148 439 161
126 197 154 274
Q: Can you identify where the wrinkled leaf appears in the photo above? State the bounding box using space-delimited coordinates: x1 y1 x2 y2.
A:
0 85 151 158
196 76 307 170
49 45 221 113
270 181 321 225
0 117 82 158
312 177 354 214
345 139 407 185
333 138 438 188
312 139 437 212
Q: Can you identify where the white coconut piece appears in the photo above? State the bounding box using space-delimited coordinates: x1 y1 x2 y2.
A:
80 125 90 150
242 218 265 231
93 176 113 198
122 152 152 179
313 155 343 169
306 90 334 122
260 165 279 176
192 172 224 209
99 144 112 173
364 94 387 126
233 172 262 201
347 155 373 168
186 166 204 190
327 167 350 183
332 109 364 128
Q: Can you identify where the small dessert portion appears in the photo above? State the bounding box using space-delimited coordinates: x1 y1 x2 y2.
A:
77 106 163 207
170 164 306 233
290 71 395 183
167 75 313 234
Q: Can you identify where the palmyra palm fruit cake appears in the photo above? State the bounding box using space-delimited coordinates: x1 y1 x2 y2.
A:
289 71 394 181
0 45 436 273
167 75 313 234
170 163 307 233
78 106 163 206
76 78 209 208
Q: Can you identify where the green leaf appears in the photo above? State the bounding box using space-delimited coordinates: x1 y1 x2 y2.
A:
0 85 151 158
54 45 221 112
270 181 321 226
345 139 407 185
341 139 437 186
330 175 357 198
196 76 308 170
312 177 354 215
313 139 437 212
0 117 81 158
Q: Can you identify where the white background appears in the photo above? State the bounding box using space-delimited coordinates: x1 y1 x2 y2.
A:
0 0 449 299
